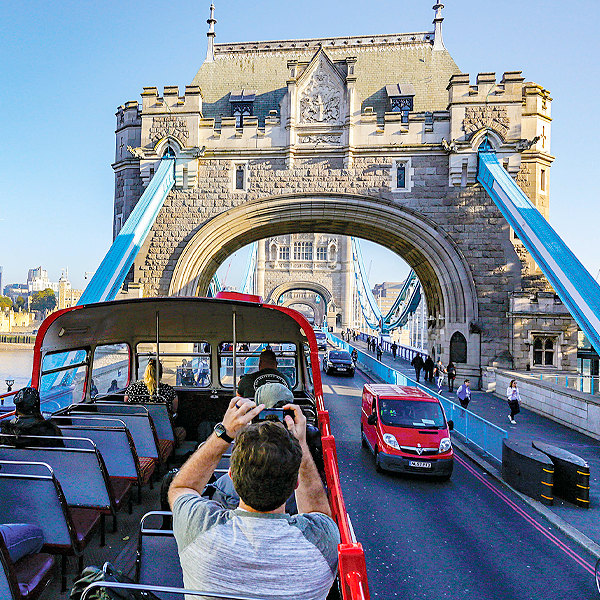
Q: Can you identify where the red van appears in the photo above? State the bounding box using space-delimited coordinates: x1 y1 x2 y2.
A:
360 383 454 478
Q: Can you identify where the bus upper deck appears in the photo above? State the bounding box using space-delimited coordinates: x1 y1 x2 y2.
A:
0 295 369 600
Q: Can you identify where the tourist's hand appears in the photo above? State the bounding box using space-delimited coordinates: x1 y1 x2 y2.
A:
222 397 264 438
283 404 307 448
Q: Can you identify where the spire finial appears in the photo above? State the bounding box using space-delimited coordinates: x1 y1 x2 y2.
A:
432 3 446 51
205 3 217 63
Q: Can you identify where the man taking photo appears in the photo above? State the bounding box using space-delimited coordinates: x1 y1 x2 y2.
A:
168 398 339 600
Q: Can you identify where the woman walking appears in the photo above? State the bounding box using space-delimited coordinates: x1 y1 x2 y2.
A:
506 379 521 425
434 359 446 394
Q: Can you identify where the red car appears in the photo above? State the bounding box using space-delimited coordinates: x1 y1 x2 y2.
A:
361 383 454 479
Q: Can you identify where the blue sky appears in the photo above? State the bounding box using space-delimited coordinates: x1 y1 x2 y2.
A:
1 0 597 291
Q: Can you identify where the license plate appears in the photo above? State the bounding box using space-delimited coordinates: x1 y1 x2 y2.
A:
409 460 432 469
337 367 347 371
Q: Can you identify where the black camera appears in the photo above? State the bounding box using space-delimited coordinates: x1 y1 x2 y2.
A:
254 407 294 423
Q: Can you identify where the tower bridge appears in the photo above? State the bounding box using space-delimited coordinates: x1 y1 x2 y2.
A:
109 3 590 385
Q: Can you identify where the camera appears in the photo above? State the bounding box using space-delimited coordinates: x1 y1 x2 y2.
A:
254 407 294 424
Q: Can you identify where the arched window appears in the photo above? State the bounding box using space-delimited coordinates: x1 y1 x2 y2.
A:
449 332 467 363
163 146 175 158
533 336 555 366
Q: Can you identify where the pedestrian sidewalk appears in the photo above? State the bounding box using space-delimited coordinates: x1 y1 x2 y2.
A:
347 337 600 553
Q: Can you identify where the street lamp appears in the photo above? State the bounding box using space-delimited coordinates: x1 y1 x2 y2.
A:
5 379 14 392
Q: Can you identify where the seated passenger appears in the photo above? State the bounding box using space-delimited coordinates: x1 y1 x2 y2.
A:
236 349 291 397
107 379 119 394
124 359 178 414
168 399 339 600
0 387 64 448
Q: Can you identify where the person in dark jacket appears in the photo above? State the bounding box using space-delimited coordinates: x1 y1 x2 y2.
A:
424 355 435 383
0 387 63 448
410 352 424 382
446 361 457 393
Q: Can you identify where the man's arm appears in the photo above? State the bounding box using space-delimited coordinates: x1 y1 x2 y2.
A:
284 405 332 518
168 397 264 508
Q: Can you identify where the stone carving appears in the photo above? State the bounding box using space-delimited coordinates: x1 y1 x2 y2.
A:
299 135 341 145
127 145 145 159
149 116 189 143
515 164 531 192
441 138 457 153
515 136 540 152
462 106 509 138
299 62 342 124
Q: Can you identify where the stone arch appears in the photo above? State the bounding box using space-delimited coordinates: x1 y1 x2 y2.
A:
265 281 333 307
154 136 184 158
282 299 319 323
470 128 504 152
168 193 479 335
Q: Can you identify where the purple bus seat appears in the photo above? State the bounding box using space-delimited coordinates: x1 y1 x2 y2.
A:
0 524 55 600
53 417 155 503
0 437 125 546
0 461 100 592
136 512 183 600
66 410 162 463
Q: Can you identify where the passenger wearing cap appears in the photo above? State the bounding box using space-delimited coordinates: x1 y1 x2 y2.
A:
236 349 291 398
0 387 64 448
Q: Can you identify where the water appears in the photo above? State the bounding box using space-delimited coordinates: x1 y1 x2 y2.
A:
0 345 34 406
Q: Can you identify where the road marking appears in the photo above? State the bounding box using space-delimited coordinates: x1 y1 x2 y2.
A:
455 454 595 576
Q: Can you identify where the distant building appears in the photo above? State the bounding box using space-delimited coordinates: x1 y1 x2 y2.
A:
372 282 404 316
3 284 29 302
27 266 59 294
58 272 83 309
0 266 3 297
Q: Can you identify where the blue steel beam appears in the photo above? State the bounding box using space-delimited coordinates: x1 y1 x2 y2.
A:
78 158 175 305
478 151 600 355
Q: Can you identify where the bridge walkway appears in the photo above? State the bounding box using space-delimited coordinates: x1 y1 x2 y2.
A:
345 337 600 552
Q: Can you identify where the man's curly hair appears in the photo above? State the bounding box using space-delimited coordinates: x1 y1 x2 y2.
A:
231 421 302 511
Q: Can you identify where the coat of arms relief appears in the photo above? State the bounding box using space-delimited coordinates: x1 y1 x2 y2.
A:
299 61 342 125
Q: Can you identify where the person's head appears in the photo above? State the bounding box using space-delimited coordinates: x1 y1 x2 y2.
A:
510 379 517 388
14 387 41 416
258 349 278 370
255 382 293 408
144 359 163 396
230 421 302 512
464 379 470 386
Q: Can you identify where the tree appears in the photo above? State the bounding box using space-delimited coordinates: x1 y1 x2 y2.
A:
0 296 12 310
30 288 57 312
14 296 25 311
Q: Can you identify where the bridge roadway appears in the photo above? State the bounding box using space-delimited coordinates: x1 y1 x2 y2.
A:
320 364 597 599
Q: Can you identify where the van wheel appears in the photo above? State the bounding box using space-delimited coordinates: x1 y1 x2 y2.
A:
375 449 383 473
361 427 368 449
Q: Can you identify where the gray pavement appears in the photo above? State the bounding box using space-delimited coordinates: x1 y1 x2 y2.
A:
346 336 600 554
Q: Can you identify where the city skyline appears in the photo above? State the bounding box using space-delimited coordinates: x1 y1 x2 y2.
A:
1 1 597 291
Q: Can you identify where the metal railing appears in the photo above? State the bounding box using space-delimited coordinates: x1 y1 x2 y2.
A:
536 373 599 395
326 332 507 463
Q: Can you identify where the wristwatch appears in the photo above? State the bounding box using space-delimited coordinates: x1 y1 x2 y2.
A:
214 422 233 443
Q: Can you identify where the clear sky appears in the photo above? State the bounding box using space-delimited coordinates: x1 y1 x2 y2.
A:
1 0 597 291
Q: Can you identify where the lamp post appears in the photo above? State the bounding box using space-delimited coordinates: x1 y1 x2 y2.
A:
3 379 14 406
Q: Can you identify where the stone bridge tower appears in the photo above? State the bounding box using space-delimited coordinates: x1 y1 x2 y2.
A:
112 4 578 384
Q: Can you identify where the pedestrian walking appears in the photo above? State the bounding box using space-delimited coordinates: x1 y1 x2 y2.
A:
506 379 521 424
411 352 424 382
456 379 471 409
446 360 457 392
434 358 446 394
376 344 383 361
391 341 398 360
424 355 435 383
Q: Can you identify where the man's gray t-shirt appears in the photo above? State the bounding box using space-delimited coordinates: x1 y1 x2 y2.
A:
173 494 340 600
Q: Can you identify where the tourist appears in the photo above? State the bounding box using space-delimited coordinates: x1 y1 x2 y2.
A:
168 399 339 600
376 344 383 361
124 358 178 414
391 341 398 360
237 349 291 398
434 358 446 394
446 360 457 392
506 379 521 424
424 355 435 383
456 379 471 408
0 387 63 448
411 352 424 382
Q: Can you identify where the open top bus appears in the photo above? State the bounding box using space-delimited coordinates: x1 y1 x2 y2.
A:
0 293 369 600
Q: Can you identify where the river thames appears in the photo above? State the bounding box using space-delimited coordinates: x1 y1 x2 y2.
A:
0 345 34 406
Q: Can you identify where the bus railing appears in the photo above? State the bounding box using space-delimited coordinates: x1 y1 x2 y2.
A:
326 332 507 463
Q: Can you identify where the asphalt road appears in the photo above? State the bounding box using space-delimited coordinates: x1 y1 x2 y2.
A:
320 364 598 599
